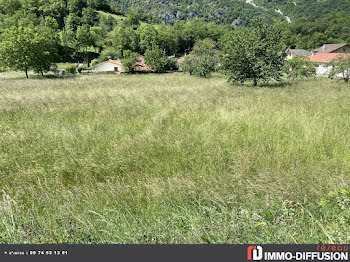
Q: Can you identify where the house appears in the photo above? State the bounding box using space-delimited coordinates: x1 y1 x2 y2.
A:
95 59 124 73
134 56 154 73
94 56 154 73
286 49 312 60
312 44 350 55
308 53 350 76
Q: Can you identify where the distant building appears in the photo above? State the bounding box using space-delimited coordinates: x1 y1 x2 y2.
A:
286 49 312 60
312 44 350 55
308 53 350 76
94 56 154 73
95 59 124 73
134 56 154 73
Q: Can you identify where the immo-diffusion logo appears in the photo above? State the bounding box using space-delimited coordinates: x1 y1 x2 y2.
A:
247 245 349 261
247 246 263 261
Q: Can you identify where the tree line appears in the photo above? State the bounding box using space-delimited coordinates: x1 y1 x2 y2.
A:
0 0 349 83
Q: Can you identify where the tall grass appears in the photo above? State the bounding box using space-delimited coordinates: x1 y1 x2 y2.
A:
0 73 349 243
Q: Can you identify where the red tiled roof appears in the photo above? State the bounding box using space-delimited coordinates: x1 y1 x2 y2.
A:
109 59 123 66
134 63 154 72
95 59 123 67
134 55 155 72
95 56 154 72
308 53 350 63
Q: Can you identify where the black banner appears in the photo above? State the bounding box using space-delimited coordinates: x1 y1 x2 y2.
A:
0 244 348 262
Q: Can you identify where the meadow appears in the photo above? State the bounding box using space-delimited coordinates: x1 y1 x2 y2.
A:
0 72 349 244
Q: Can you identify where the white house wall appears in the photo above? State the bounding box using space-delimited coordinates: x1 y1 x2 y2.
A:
316 64 332 76
95 62 124 73
316 64 349 78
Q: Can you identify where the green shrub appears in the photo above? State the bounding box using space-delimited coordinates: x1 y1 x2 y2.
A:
145 45 178 73
182 39 219 77
329 56 350 83
121 50 139 73
77 66 90 74
91 59 99 67
65 64 76 74
98 47 121 63
284 55 316 80
182 54 217 77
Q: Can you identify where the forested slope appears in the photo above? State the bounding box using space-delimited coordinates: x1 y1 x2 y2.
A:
110 0 350 24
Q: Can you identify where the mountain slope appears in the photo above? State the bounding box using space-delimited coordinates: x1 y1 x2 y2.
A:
111 0 283 25
254 0 350 20
110 0 350 25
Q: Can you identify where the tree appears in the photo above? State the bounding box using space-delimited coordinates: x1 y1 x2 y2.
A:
329 56 350 83
76 25 94 66
82 7 97 26
87 0 110 11
0 25 59 78
110 23 139 54
0 27 34 78
90 26 104 52
137 24 159 53
181 38 219 77
32 19 60 76
38 0 68 29
67 0 87 16
0 0 22 15
125 9 142 29
284 55 316 80
121 50 139 73
220 19 286 86
145 45 176 73
156 24 177 55
99 14 117 36
182 55 215 77
65 13 81 32
98 47 121 62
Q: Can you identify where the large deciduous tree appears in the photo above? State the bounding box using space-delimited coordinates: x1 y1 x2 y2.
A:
137 24 159 54
76 24 94 66
32 18 60 75
110 23 139 55
221 19 286 86
0 24 59 78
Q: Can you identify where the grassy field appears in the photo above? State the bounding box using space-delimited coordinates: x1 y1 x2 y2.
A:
0 72 349 244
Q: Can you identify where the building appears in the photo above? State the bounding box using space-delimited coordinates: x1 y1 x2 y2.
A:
94 56 154 73
134 56 154 73
95 59 124 73
286 49 312 60
308 53 350 76
312 44 350 55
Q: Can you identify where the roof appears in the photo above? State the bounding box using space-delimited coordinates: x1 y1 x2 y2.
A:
312 44 348 54
177 57 185 64
134 64 154 72
94 56 154 72
308 53 350 63
287 49 312 56
134 55 155 72
95 59 123 67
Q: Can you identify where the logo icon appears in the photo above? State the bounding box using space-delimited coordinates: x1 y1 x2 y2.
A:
247 246 263 261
